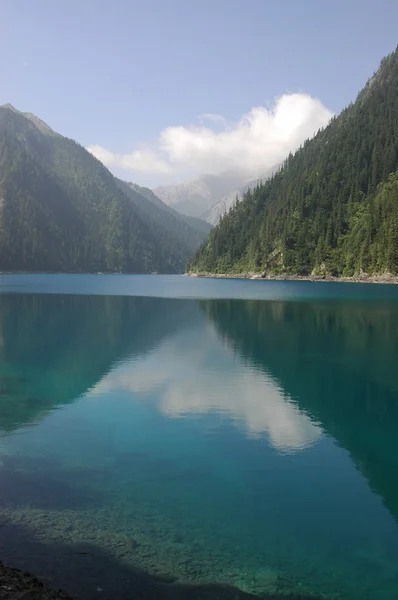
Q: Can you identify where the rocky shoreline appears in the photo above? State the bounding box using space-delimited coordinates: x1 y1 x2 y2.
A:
187 272 398 284
0 561 72 599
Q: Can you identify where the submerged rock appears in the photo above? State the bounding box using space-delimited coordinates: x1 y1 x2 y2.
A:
0 561 72 599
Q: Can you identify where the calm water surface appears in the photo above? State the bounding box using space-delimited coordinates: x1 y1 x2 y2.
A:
0 275 398 599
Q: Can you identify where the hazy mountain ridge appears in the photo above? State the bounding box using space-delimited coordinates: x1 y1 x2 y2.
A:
154 173 250 220
0 104 209 273
153 165 283 225
128 181 211 235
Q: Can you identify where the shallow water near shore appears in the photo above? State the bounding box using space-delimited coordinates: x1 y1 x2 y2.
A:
1 275 398 599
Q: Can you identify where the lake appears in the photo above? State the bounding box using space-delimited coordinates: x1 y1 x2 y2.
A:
0 274 398 600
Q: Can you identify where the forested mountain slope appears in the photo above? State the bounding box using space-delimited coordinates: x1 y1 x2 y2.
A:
0 104 209 273
189 48 398 276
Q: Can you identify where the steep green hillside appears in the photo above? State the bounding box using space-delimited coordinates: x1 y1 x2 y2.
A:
189 48 398 276
119 180 211 255
0 105 209 273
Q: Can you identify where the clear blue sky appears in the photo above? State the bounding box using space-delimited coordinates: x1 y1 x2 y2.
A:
2 0 397 185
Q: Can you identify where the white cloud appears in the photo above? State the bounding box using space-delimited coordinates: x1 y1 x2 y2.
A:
198 113 229 128
119 149 174 175
160 94 333 176
87 144 119 167
87 146 173 175
87 93 333 179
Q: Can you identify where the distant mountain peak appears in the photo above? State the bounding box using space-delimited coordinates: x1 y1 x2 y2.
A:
153 170 276 224
1 103 18 112
0 103 55 136
153 172 250 220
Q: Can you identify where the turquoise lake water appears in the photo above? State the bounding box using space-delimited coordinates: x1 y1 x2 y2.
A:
0 275 398 599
